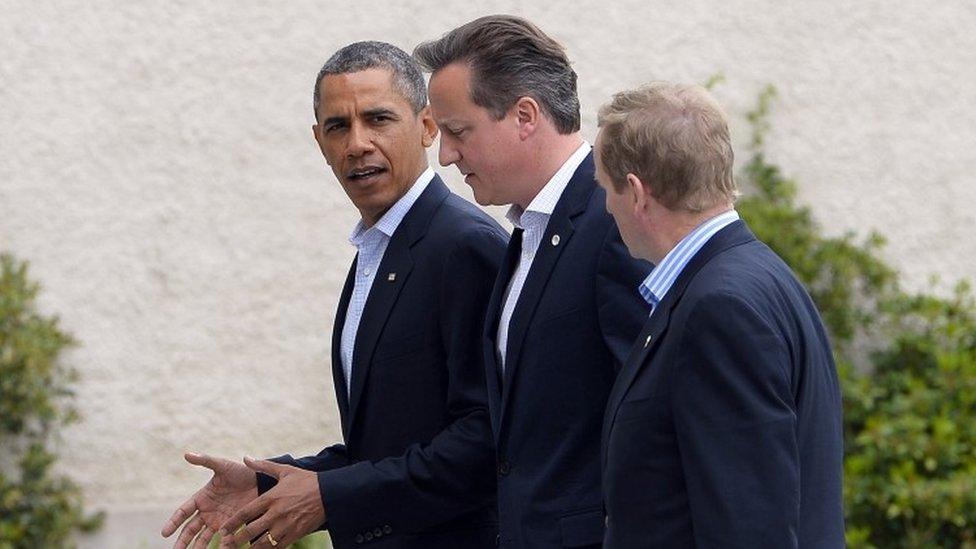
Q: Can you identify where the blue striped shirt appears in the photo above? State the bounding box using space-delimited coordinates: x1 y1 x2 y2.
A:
639 210 740 315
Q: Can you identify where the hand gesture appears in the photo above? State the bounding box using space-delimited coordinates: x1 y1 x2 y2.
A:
161 452 259 549
218 457 326 549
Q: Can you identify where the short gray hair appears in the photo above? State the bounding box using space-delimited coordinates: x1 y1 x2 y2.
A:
313 41 427 120
414 15 580 134
597 82 738 212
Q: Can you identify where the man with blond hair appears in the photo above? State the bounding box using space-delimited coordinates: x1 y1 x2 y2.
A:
594 83 844 548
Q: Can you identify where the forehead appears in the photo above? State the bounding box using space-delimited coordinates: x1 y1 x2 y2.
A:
318 68 412 115
428 63 483 121
592 131 608 171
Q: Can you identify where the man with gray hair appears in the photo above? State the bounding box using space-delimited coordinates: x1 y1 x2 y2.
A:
161 41 507 549
416 15 650 548
595 82 844 547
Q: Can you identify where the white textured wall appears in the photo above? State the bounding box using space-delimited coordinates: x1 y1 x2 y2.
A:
1 1 974 546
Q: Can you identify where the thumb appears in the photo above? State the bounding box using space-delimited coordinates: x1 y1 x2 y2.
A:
184 451 221 472
243 455 284 479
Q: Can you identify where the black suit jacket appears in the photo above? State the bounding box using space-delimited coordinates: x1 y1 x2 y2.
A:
602 220 845 548
484 154 651 548
260 177 508 548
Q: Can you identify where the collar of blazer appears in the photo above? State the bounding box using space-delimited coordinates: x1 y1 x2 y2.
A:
331 175 451 439
489 153 598 428
601 220 757 467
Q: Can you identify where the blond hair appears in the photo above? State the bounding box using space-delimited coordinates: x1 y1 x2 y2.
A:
597 82 738 212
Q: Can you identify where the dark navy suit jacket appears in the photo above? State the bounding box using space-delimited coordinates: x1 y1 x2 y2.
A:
601 220 845 548
484 154 651 548
259 177 508 548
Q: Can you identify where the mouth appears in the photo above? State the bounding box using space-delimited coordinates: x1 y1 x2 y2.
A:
346 166 387 183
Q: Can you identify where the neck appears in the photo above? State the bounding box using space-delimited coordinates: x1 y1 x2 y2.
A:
649 203 733 263
514 132 583 210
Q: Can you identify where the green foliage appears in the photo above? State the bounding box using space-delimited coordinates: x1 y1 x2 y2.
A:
0 254 103 548
205 531 332 548
737 87 976 548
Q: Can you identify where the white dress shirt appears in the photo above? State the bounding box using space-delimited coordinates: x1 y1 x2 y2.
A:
339 167 434 395
496 141 591 372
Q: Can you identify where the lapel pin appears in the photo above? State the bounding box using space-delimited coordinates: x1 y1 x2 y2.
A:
551 234 560 246
387 273 396 282
643 334 652 348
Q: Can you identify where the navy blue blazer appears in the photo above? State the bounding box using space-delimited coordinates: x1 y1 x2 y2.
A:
259 177 508 548
601 220 845 548
484 154 652 548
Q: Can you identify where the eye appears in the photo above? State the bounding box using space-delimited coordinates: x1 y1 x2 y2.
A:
324 122 345 133
371 114 392 123
448 127 465 137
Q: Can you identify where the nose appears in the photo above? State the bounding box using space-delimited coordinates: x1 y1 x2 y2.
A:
346 121 375 158
438 135 460 167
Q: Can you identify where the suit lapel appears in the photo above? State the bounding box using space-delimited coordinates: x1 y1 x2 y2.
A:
484 228 523 440
332 258 356 439
601 220 758 468
345 177 451 434
498 155 596 425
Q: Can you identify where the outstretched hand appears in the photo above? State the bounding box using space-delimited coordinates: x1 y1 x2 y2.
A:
218 456 326 549
161 452 259 549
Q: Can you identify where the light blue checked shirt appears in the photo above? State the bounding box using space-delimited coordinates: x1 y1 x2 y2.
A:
639 209 740 315
496 141 590 371
339 167 434 395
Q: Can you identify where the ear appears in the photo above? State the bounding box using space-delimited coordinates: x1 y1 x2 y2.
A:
626 173 645 213
418 105 438 148
513 96 541 140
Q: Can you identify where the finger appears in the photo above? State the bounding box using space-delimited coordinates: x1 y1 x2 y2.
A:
242 455 285 479
227 509 276 546
218 494 271 539
162 495 200 537
173 514 204 549
192 524 215 549
217 520 257 549
249 526 287 549
185 452 223 471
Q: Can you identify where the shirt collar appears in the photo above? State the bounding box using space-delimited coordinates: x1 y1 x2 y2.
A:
639 209 740 308
505 141 590 229
348 167 435 246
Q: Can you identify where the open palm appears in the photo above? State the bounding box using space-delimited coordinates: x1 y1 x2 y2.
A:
162 453 259 549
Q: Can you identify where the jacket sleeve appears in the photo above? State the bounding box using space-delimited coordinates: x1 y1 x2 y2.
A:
315 226 507 543
255 445 351 494
671 292 800 548
595 222 653 369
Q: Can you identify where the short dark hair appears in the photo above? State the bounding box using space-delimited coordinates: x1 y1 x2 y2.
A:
313 41 427 120
414 15 580 134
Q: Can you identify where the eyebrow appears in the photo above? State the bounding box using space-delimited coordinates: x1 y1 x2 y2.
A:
363 107 399 119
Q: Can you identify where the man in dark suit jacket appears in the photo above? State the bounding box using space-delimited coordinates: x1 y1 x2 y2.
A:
594 82 845 547
417 16 651 548
162 42 507 549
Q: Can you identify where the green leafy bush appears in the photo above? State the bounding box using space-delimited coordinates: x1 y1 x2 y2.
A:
0 254 102 548
738 87 976 548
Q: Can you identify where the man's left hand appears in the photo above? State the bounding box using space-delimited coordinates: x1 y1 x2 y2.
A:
217 457 326 548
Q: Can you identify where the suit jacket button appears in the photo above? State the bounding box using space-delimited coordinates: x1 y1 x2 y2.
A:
355 534 364 544
365 531 374 541
373 527 383 537
497 460 511 476
383 525 393 534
